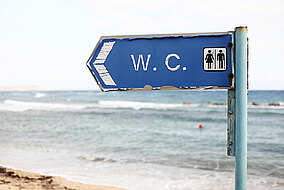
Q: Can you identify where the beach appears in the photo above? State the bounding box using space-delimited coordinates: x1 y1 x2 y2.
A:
0 166 126 190
0 90 283 190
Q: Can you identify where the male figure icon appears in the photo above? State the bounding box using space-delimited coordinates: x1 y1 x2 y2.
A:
217 50 225 69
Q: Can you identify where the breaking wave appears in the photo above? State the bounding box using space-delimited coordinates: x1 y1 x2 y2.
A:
0 100 186 112
97 100 185 110
1 100 87 112
34 93 46 98
1 99 283 113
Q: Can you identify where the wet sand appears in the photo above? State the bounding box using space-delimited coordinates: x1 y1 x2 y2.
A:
0 166 126 190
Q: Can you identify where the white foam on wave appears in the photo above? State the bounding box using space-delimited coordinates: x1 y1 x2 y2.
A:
1 99 243 113
34 93 46 98
2 100 87 112
98 100 184 110
1 99 187 112
0 102 28 112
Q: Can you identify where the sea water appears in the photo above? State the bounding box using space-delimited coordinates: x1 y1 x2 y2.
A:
0 90 283 190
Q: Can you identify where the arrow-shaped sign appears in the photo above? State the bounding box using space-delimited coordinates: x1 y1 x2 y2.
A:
86 32 233 92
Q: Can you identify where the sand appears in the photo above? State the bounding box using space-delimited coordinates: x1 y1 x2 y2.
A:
0 166 126 190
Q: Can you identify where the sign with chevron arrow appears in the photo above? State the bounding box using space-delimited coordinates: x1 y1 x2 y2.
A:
86 32 233 92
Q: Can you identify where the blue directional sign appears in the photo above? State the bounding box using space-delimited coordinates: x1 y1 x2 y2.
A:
86 32 233 91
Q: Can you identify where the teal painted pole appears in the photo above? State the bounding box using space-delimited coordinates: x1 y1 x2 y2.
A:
235 27 248 190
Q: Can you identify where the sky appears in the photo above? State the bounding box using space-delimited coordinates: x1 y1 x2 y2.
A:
0 0 283 90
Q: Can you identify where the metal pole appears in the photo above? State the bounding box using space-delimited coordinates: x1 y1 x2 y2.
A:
235 26 248 190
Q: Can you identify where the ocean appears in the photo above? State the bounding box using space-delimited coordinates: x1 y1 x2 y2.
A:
0 90 283 190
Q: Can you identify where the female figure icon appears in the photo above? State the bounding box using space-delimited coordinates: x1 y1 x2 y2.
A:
205 50 214 69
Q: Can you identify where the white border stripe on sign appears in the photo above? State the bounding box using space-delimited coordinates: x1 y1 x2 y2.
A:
93 41 116 86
